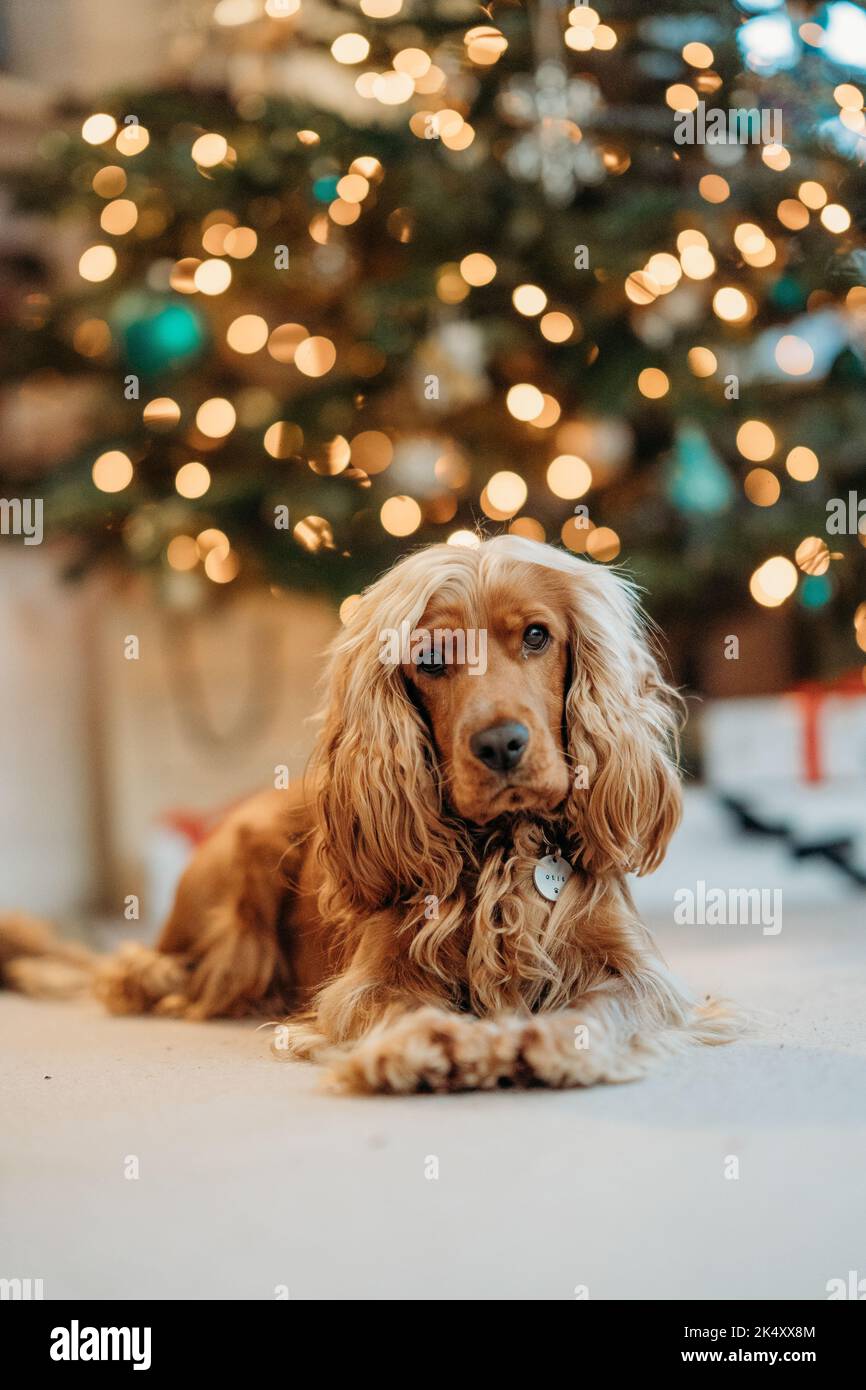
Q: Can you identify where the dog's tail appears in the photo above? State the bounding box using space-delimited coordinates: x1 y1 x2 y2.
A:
0 913 97 999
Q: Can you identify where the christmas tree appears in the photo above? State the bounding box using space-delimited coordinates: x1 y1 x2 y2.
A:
1 0 865 683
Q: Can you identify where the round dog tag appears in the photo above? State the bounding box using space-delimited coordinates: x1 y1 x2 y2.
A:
533 853 573 902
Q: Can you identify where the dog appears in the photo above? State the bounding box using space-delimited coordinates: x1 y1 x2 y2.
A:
0 536 730 1091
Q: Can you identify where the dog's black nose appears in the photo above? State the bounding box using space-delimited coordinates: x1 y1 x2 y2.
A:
470 721 529 773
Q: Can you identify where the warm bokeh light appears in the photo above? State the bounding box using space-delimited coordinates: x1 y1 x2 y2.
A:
337 174 370 203
372 71 414 105
798 181 827 210
547 454 592 499
447 530 480 548
115 124 149 156
263 422 303 459
460 253 497 286
466 27 508 64
733 223 766 255
593 24 617 49
329 198 360 226
775 335 814 376
795 536 831 576
750 556 798 607
586 526 620 562
506 383 545 422
486 470 527 515
92 450 133 492
331 33 370 64
170 258 201 294
529 394 561 430
194 259 232 295
509 517 545 542
646 253 682 292
196 397 236 437
512 284 548 316
680 244 715 279
226 314 269 353
713 286 752 323
565 26 593 52
380 495 422 536
785 446 820 482
394 47 431 77
737 420 776 462
267 322 308 363
293 516 334 552
625 270 660 306
350 431 393 474
762 143 791 171
834 83 864 110
637 368 670 399
666 84 698 112
78 245 117 282
682 42 713 67
539 311 574 343
688 346 717 377
175 462 211 499
82 113 117 145
361 0 403 15
339 594 361 625
191 133 228 167
100 198 138 235
73 319 111 357
821 204 851 234
166 536 199 572
143 397 181 430
437 266 470 303
197 529 230 560
699 174 729 203
92 165 127 197
204 548 240 583
744 468 781 506
777 198 809 231
223 227 257 258
294 336 336 377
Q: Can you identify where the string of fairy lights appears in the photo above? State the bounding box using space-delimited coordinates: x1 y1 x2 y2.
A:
65 1 866 662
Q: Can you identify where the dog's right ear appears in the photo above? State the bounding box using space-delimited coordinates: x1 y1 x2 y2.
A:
311 561 464 921
560 559 684 877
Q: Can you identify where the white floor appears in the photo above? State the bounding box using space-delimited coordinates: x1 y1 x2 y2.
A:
2 906 865 1301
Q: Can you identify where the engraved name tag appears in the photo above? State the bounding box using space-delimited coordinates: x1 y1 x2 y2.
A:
533 853 573 902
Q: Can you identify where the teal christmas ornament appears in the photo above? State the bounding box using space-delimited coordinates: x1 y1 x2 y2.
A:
112 293 206 378
666 424 735 516
799 574 832 609
313 174 340 202
769 275 807 313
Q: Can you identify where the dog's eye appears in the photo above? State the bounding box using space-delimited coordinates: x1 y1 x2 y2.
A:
415 655 447 678
522 624 550 653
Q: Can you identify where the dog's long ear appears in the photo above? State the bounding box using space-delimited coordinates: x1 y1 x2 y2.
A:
310 556 465 918
562 561 683 877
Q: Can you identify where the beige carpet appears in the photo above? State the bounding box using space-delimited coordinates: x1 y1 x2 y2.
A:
2 908 865 1300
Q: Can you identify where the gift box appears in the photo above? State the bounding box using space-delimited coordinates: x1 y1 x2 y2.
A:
700 672 866 789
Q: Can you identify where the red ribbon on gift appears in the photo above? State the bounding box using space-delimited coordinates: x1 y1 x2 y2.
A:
160 793 252 846
791 671 865 783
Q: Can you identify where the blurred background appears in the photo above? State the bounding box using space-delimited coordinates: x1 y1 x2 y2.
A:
0 0 865 936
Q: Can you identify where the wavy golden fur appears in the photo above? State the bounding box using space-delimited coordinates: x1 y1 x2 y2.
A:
1 537 729 1091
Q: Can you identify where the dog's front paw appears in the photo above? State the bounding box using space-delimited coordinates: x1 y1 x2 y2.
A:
517 1014 649 1087
331 1007 522 1095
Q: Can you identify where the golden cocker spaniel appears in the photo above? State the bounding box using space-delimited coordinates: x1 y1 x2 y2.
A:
6 537 729 1091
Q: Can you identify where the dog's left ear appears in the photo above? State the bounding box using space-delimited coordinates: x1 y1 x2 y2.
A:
562 562 683 876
